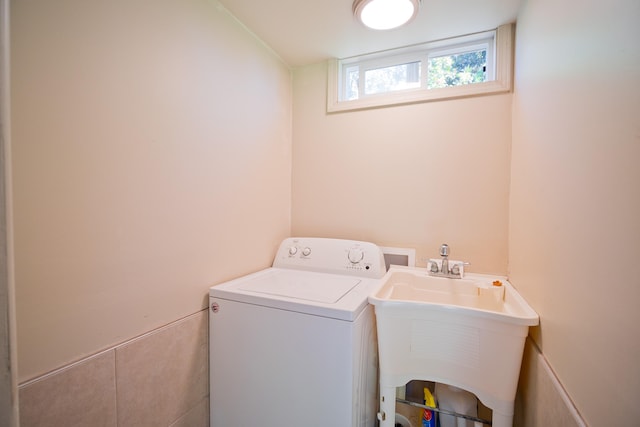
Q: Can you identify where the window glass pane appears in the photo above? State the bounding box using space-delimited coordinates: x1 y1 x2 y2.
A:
364 61 421 95
345 65 360 100
427 49 486 89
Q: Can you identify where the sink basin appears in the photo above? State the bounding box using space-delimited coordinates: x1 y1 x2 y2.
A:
371 269 539 325
369 266 539 427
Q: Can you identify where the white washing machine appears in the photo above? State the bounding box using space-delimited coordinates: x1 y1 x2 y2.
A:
209 237 386 427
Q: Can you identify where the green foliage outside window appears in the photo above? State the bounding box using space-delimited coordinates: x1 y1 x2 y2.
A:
427 50 486 89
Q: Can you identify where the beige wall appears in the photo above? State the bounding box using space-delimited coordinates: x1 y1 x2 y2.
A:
292 62 512 274
11 0 291 381
510 0 640 425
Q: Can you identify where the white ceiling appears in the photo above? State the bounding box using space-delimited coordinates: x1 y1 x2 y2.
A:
218 0 523 67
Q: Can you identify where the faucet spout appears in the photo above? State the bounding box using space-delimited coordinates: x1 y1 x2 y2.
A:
439 244 449 274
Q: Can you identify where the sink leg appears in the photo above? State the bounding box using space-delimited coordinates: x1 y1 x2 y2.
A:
378 383 396 427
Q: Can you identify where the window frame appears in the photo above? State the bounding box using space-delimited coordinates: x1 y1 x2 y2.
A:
327 24 513 112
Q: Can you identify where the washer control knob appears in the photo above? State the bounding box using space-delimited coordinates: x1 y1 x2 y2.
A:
348 248 364 264
302 247 311 257
288 246 298 256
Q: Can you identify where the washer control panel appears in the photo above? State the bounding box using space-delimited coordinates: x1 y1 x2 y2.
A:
273 237 386 279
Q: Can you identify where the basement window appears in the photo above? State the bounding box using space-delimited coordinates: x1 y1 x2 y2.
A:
327 24 513 112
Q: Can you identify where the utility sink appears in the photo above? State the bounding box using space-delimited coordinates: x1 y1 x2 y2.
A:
369 266 539 427
372 268 539 325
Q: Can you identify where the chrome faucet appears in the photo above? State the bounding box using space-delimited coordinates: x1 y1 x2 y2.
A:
439 243 449 275
428 243 466 278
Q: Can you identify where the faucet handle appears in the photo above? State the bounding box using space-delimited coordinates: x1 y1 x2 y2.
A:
439 243 449 257
429 261 439 273
450 262 470 277
450 263 461 276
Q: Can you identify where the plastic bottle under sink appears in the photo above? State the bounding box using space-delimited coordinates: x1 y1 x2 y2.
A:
421 387 435 427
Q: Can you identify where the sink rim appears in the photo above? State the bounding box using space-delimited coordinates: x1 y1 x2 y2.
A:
369 266 539 326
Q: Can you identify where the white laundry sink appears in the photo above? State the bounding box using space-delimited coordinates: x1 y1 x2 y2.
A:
369 266 538 427
371 268 538 325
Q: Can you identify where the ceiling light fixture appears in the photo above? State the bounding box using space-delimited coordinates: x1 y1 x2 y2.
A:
353 0 421 31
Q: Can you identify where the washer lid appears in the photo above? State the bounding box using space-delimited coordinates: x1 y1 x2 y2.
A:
238 270 361 303
210 268 381 320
